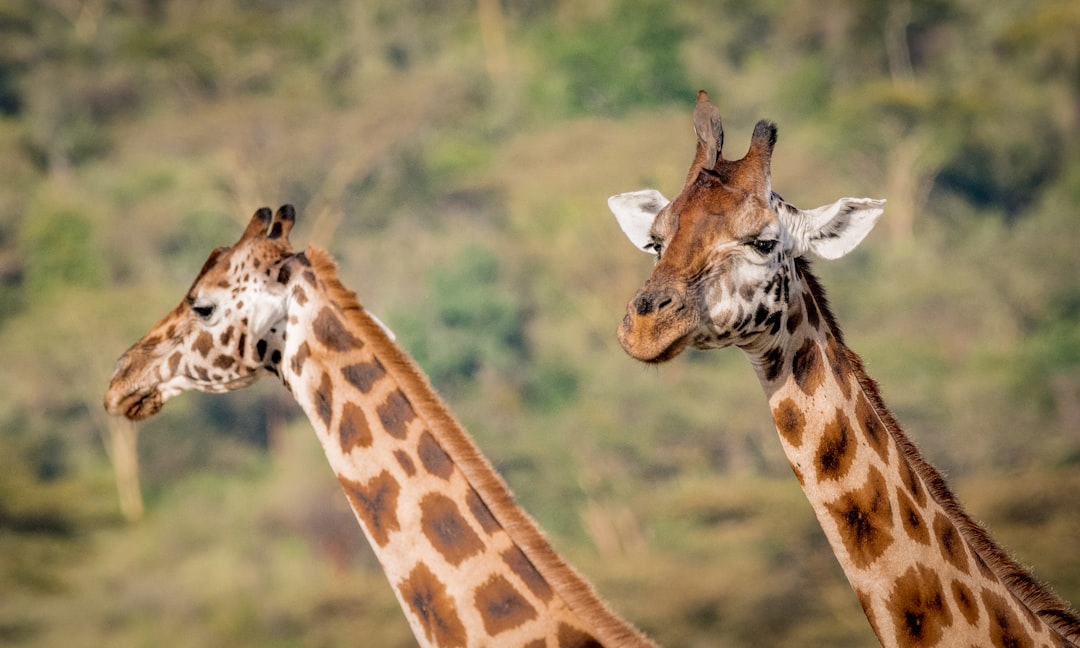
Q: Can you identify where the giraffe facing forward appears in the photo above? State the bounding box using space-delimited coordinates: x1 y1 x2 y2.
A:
105 206 654 648
608 91 1080 647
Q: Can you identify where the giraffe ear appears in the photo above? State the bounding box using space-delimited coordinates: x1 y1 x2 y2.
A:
780 197 886 260
249 283 289 340
608 189 669 254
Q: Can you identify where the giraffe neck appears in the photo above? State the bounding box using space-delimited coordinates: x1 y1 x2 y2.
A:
276 247 653 648
747 259 1079 648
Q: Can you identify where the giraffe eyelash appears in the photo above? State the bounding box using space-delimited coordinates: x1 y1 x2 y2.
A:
190 299 216 320
750 238 778 255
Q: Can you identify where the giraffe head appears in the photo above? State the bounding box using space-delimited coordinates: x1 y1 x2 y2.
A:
609 91 885 363
105 205 301 420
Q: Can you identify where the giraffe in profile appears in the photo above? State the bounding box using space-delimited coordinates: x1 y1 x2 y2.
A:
608 90 1080 647
105 205 655 648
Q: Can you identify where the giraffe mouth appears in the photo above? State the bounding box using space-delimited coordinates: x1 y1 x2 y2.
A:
105 386 164 421
617 312 696 364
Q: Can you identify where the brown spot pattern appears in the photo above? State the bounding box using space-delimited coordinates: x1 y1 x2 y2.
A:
816 408 856 482
887 564 953 647
290 341 310 376
213 355 235 370
855 392 890 462
341 358 387 394
338 470 401 548
901 460 927 508
467 486 501 534
394 450 416 476
338 401 372 453
774 397 806 448
291 284 308 306
379 389 416 439
418 431 453 480
825 464 894 568
502 546 554 603
824 335 852 399
785 304 803 335
313 306 362 352
896 487 930 546
982 589 1035 648
193 330 214 357
952 580 980 626
557 623 603 648
475 574 538 636
398 562 467 648
420 492 484 566
168 351 182 375
524 640 546 648
932 512 970 574
314 372 333 427
792 338 824 396
760 346 785 383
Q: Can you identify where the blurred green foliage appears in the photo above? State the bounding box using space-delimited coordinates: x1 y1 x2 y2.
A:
1 0 1078 646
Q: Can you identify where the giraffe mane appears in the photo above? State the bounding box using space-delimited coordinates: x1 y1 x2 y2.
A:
795 257 1080 642
302 245 652 646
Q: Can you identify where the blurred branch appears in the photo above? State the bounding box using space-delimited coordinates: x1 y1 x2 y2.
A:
884 0 914 83
42 0 106 42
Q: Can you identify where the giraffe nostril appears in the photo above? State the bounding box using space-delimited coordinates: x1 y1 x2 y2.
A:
633 295 652 316
656 296 673 311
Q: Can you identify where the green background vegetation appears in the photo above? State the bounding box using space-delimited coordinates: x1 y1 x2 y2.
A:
2 0 1079 645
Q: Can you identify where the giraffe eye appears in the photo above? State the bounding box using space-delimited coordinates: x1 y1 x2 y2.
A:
192 302 215 320
751 238 778 255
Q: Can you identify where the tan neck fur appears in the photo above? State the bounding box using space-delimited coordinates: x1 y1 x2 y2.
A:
280 246 654 648
753 259 1079 648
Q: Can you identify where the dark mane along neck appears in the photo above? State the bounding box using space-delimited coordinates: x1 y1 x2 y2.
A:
298 245 655 647
792 257 1080 642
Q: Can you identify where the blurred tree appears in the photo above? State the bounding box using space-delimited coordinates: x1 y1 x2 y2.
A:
528 0 693 117
21 209 105 293
394 245 529 396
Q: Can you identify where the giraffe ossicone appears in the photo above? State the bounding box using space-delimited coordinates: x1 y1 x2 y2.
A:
610 90 1080 648
106 205 655 648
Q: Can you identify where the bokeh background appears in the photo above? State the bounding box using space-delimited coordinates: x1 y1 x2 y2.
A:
2 1 1078 646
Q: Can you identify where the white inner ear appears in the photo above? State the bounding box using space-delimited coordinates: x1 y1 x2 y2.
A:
249 286 288 340
779 197 886 260
608 189 670 253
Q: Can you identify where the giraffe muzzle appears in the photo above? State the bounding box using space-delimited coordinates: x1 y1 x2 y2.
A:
104 384 163 421
618 287 698 364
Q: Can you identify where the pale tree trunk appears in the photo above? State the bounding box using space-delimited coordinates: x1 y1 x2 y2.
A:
884 134 933 244
105 416 144 522
477 0 509 86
